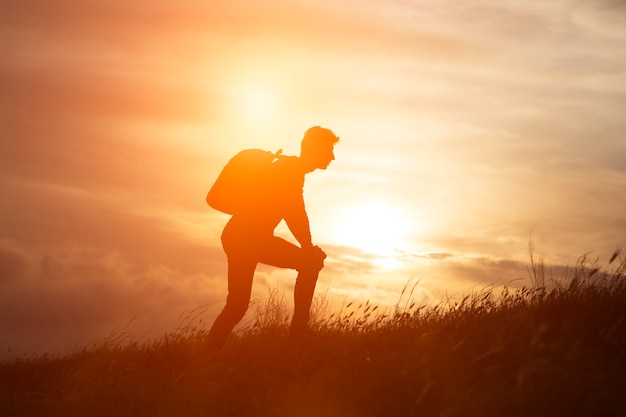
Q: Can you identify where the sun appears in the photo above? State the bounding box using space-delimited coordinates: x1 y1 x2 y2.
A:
335 201 410 256
237 83 281 125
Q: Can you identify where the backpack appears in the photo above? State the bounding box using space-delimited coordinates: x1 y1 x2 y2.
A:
206 148 283 215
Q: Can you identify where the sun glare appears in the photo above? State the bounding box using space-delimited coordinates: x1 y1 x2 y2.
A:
238 84 281 124
336 201 410 257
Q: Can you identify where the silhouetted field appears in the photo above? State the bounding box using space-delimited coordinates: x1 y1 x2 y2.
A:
2 251 625 417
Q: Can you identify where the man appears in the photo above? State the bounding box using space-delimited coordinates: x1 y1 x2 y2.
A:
207 126 339 349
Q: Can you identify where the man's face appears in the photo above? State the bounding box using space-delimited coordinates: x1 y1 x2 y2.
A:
314 144 335 170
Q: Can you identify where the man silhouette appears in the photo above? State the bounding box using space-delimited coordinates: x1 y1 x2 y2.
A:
207 126 339 349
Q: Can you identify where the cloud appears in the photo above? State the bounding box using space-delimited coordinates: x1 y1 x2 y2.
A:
412 252 455 261
0 240 31 284
0 65 215 124
0 173 230 358
0 238 227 359
569 1 626 38
323 244 382 274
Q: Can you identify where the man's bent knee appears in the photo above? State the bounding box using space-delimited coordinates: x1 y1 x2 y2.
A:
298 245 326 274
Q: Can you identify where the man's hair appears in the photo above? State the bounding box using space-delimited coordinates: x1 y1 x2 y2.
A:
301 126 339 154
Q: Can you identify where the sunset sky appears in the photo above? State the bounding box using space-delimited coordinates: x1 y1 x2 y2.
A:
2 0 625 357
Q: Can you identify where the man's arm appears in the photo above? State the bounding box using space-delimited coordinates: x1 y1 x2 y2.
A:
285 195 327 268
285 201 313 249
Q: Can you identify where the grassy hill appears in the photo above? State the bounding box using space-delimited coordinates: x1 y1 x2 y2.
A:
2 252 625 417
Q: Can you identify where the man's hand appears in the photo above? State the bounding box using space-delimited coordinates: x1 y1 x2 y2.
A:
311 245 327 260
303 245 326 271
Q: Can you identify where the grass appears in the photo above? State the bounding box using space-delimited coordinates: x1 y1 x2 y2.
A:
1 249 625 417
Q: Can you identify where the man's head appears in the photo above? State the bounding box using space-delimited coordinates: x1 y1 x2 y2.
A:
300 126 339 172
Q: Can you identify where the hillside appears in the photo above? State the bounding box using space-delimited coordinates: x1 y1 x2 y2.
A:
1 253 625 417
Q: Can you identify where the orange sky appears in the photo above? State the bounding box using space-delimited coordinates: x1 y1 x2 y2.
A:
1 0 625 357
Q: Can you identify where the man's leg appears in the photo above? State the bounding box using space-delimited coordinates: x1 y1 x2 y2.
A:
207 255 257 350
290 266 320 339
256 237 325 339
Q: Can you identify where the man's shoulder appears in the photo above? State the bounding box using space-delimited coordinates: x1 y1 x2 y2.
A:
272 155 302 173
270 156 304 191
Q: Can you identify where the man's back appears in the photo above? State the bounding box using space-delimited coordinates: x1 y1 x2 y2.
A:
232 155 306 233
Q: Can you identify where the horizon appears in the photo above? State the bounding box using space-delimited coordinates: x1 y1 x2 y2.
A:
1 0 625 357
